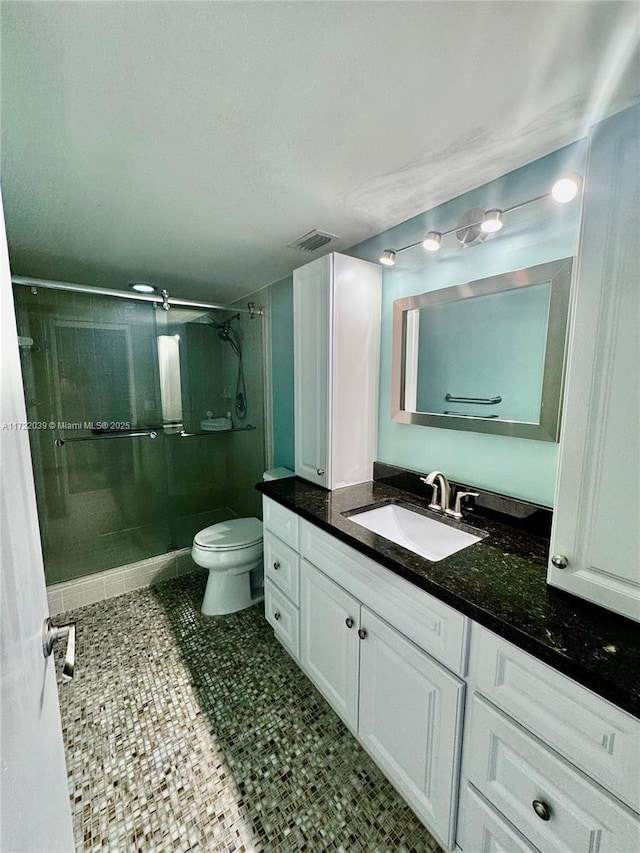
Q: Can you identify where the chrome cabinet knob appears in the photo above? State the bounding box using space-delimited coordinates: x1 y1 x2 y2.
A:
274 611 281 621
532 800 551 821
345 618 354 629
273 561 280 570
357 628 367 640
551 555 568 570
316 468 325 476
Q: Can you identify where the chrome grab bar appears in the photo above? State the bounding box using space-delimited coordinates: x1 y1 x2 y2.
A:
443 411 499 418
179 425 255 437
445 394 502 405
54 430 157 447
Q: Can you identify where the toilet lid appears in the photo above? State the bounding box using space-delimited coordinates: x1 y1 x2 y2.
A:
194 517 263 551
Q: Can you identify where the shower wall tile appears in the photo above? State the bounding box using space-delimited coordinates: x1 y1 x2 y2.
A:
62 588 88 612
103 576 126 599
82 581 107 607
176 551 197 574
46 548 194 616
46 588 64 615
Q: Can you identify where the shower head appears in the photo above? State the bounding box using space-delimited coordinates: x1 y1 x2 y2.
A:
212 313 240 335
214 314 241 356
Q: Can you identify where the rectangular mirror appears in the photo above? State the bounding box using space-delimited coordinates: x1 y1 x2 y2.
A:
391 258 573 441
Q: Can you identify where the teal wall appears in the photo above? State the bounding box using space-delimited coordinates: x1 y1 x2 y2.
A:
270 275 295 470
415 281 550 422
269 140 587 506
348 141 586 506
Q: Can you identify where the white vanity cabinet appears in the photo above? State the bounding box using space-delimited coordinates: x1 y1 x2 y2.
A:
299 559 465 849
457 624 640 853
293 252 381 490
549 104 640 622
264 497 466 849
262 497 640 853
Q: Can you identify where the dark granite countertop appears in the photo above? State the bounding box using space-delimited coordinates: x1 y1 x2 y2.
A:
256 474 640 719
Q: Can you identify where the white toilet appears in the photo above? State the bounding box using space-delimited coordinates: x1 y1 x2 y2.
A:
192 467 294 616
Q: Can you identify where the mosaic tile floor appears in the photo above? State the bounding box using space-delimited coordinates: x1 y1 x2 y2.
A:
54 572 443 852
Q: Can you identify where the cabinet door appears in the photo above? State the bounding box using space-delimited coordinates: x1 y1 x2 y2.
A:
293 255 330 488
549 104 640 621
358 607 464 848
300 559 359 730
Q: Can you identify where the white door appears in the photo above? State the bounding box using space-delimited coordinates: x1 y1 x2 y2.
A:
293 255 330 488
549 104 640 621
358 607 464 848
299 559 359 730
0 197 75 851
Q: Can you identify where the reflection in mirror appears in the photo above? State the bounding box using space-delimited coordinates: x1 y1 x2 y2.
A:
158 334 183 425
392 258 573 441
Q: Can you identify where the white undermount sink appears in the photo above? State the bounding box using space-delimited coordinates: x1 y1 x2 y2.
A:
347 502 485 562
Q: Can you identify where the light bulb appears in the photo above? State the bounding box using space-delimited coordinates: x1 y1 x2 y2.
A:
480 209 504 233
552 174 582 203
422 231 442 252
380 249 396 266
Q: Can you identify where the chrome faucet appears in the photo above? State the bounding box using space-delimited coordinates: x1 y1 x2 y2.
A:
419 471 451 514
419 470 479 519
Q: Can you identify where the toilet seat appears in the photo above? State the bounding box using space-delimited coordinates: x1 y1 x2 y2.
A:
194 517 262 551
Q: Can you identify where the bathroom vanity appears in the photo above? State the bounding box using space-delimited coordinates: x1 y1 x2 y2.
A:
257 473 640 853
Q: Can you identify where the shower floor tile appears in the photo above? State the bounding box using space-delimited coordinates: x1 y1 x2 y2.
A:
55 572 443 852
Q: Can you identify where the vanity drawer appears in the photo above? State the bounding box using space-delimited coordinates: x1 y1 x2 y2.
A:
263 497 299 550
265 580 299 661
471 624 640 810
264 530 300 605
457 784 537 853
300 518 468 675
466 695 640 852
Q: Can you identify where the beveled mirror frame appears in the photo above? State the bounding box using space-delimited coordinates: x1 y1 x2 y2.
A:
391 257 574 441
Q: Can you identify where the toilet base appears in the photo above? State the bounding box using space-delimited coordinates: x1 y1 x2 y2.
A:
201 566 263 616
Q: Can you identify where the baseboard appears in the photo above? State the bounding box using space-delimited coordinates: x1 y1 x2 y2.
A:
46 548 198 615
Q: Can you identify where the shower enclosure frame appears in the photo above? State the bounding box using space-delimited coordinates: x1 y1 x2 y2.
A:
13 274 269 584
12 275 263 317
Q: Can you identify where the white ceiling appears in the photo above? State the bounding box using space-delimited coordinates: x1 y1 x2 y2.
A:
2 1 639 303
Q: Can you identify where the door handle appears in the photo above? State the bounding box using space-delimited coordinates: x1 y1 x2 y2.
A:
42 617 76 680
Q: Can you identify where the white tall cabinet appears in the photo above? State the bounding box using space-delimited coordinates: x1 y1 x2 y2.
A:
293 252 381 489
548 104 640 621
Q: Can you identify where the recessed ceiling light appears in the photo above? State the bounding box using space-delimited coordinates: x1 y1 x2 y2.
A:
129 282 157 293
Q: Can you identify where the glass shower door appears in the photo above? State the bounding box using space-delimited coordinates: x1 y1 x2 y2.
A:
14 286 171 583
154 305 265 549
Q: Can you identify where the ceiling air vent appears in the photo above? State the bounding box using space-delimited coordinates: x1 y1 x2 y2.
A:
287 229 340 252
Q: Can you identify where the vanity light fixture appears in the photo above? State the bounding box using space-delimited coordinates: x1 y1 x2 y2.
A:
480 209 504 233
378 173 583 266
422 231 442 252
551 173 582 204
129 282 157 293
